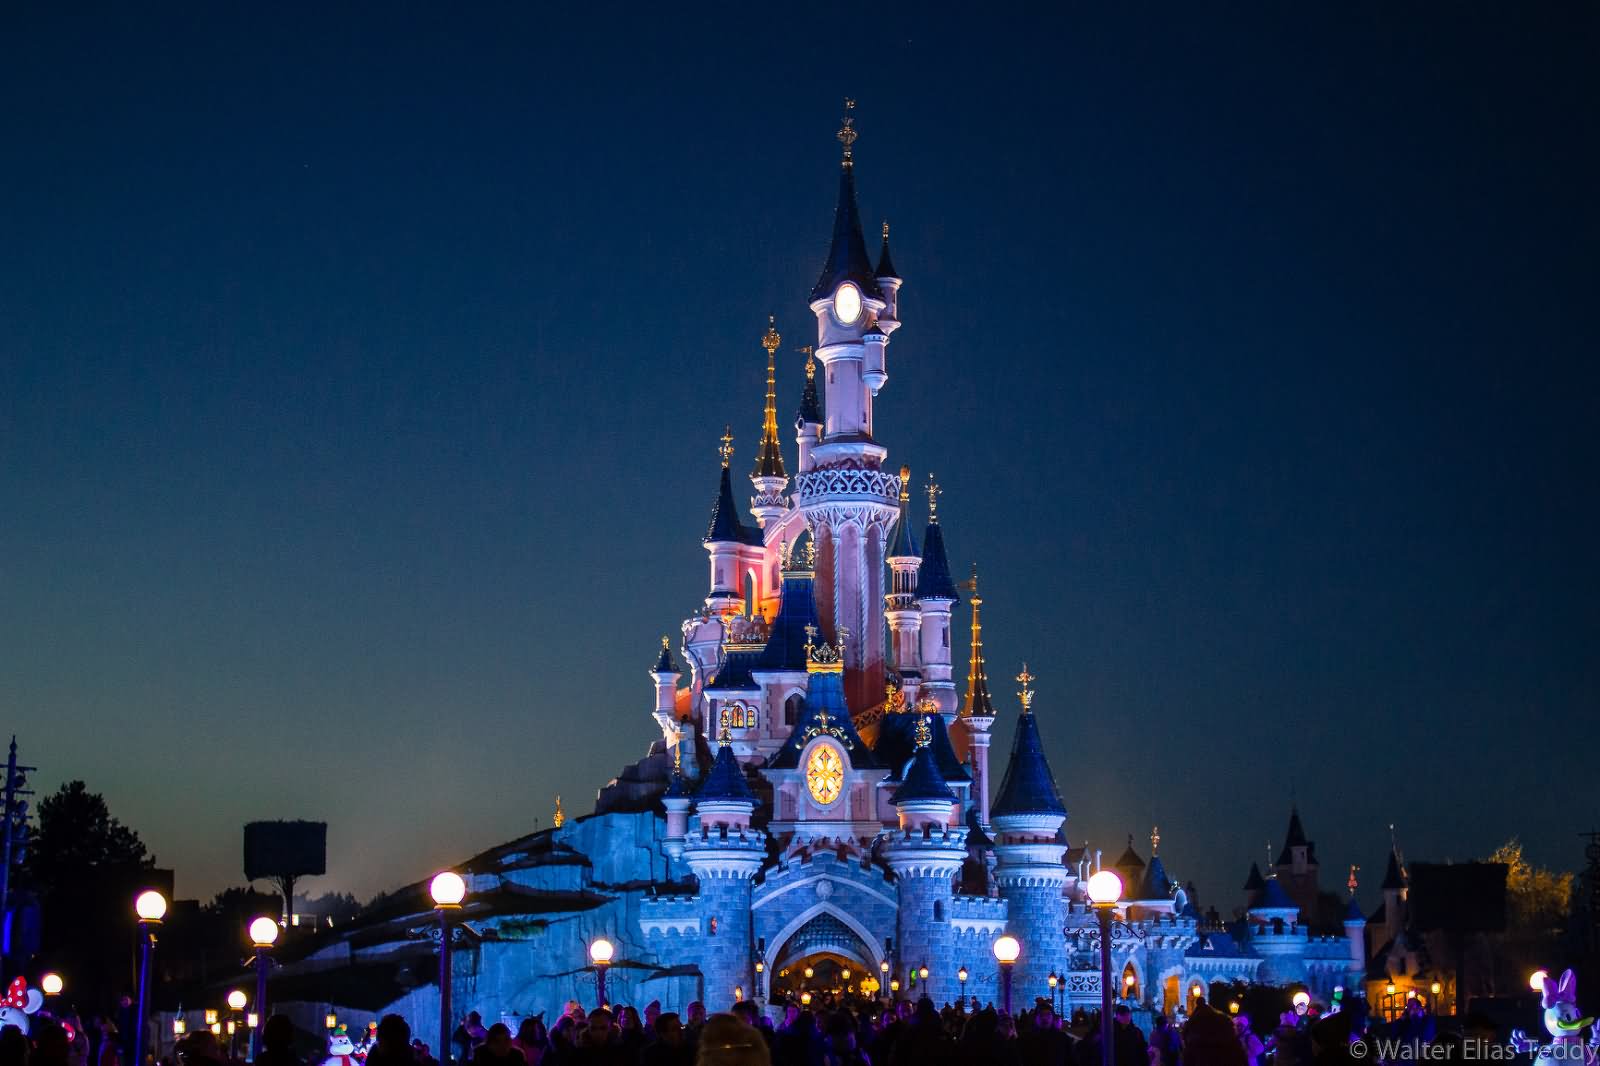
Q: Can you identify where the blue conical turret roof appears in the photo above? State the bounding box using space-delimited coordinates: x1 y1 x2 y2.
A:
991 708 1065 819
1252 877 1296 912
767 667 876 770
697 739 756 804
812 164 883 302
888 478 919 559
876 223 899 280
874 710 969 784
1381 848 1407 890
654 638 677 674
1243 863 1266 891
1344 897 1366 923
1141 855 1173 900
755 535 821 672
796 355 822 427
916 522 960 603
704 464 764 547
891 741 956 806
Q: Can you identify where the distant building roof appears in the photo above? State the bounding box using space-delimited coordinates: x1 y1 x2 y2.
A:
1276 806 1318 865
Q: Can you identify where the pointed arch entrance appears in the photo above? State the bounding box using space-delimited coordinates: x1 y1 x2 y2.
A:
762 904 887 1002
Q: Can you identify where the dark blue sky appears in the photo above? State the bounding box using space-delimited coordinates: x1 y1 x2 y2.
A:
3 5 1596 905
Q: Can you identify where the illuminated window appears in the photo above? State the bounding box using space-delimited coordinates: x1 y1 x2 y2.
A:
806 744 844 806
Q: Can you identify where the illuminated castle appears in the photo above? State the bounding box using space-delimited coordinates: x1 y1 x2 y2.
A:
284 107 1373 1031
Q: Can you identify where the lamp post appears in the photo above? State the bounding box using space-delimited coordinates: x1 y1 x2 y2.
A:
431 872 467 1065
880 961 890 1004
1086 869 1123 1066
992 935 1020 1016
247 916 279 1062
227 989 248 1059
134 890 167 1066
957 966 969 1005
588 938 615 1008
1048 971 1060 1015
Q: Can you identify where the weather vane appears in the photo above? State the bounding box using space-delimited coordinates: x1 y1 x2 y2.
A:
926 473 941 522
914 709 932 749
1016 663 1036 712
719 425 734 468
796 344 815 380
1152 826 1161 855
837 98 858 165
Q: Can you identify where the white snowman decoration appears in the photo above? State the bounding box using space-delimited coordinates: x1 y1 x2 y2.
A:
0 977 44 1034
321 1025 359 1066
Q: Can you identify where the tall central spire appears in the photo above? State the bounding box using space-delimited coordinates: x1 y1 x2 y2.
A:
960 566 996 719
812 100 882 301
752 317 786 479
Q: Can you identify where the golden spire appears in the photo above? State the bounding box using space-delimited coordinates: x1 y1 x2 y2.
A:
753 317 786 479
1151 825 1161 856
885 679 906 715
1016 663 1036 713
552 794 566 829
925 473 941 523
913 708 932 749
960 565 994 718
899 465 911 504
719 425 734 469
836 98 858 167
883 220 890 241
797 345 815 380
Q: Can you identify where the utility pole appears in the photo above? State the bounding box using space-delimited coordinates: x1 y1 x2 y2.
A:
1 737 35 963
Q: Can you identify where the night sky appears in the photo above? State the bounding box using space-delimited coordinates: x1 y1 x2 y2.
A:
3 6 1597 908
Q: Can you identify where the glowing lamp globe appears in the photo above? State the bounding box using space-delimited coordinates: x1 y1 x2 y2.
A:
1048 973 1059 989
430 871 467 908
1430 981 1442 995
325 1015 338 1030
919 965 929 980
755 961 764 974
1229 1001 1240 1016
40 974 63 996
958 967 969 982
227 989 248 1011
1191 984 1204 999
1086 870 1123 906
1385 982 1397 996
1529 969 1549 992
804 967 814 980
800 992 812 1006
1292 991 1311 1012
205 1011 219 1026
249 916 281 948
135 890 168 922
173 1020 187 1037
992 934 1021 964
890 979 899 992
588 938 615 965
841 968 851 981
880 961 889 974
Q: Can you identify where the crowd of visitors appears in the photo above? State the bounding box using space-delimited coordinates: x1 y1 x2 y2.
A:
0 990 1511 1066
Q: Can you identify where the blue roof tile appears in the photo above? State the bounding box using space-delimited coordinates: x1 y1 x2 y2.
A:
991 709 1065 819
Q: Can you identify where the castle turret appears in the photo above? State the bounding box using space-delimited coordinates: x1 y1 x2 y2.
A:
885 467 923 699
875 221 902 336
1245 877 1307 984
883 710 966 1006
794 347 822 474
955 565 996 828
651 637 681 741
1272 806 1320 917
750 318 789 529
990 666 1068 996
704 429 763 616
1379 843 1408 947
1342 896 1368 980
915 477 960 720
661 741 693 862
795 103 901 711
684 726 765 1011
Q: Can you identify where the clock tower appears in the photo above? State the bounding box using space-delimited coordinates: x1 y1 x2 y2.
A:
795 100 905 714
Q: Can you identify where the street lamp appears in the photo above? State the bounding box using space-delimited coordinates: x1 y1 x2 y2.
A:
918 964 929 982
1529 970 1549 992
1086 869 1123 1066
431 871 467 1065
134 889 167 1066
248 916 279 1061
173 1020 187 1037
804 966 814 981
589 937 615 1008
40 973 63 997
228 989 248 1012
957 966 969 1003
325 1015 338 1031
993 936 1021 1014
1048 971 1060 1015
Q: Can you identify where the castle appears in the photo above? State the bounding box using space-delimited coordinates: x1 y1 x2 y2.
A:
275 110 1391 1032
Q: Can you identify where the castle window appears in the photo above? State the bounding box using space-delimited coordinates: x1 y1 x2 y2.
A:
785 693 803 727
709 917 718 935
933 901 944 922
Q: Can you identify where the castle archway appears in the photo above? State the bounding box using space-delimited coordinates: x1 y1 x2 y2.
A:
765 909 883 1002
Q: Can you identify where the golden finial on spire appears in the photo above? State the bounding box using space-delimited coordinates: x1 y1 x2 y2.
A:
753 317 786 479
885 679 906 715
914 709 931 749
926 473 941 523
662 635 671 651
882 219 890 241
553 794 566 828
1016 662 1036 712
1151 825 1161 855
797 345 815 380
899 465 911 504
1347 864 1360 896
762 315 781 355
836 98 858 166
959 564 993 719
719 425 734 468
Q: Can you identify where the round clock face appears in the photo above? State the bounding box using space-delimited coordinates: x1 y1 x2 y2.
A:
806 743 844 806
834 282 863 326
